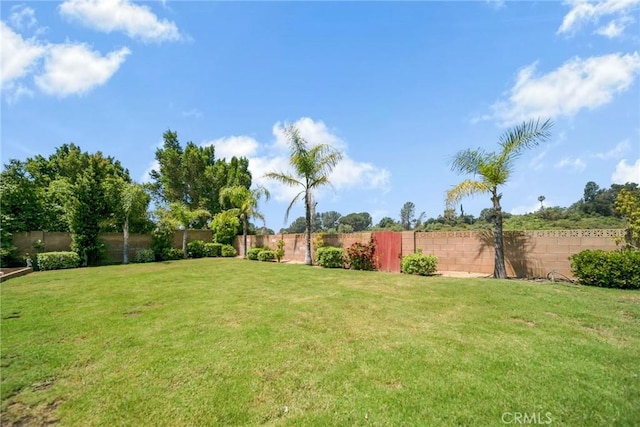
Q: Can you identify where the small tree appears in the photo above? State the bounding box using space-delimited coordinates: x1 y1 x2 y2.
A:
114 182 150 264
446 118 553 279
164 202 211 258
219 185 270 258
265 125 343 265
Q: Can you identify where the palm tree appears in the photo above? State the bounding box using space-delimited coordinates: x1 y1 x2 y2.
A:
167 202 211 258
264 125 343 265
446 118 553 279
219 185 270 258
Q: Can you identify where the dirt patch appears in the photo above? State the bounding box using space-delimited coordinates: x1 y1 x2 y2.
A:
510 318 536 327
2 400 61 426
124 311 141 317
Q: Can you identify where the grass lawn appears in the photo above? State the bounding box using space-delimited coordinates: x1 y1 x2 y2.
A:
1 258 639 426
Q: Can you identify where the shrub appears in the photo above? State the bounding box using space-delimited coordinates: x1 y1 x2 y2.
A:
204 243 222 257
162 248 184 261
134 249 155 263
316 247 345 268
221 244 238 258
402 253 438 276
37 251 81 271
345 238 377 271
570 249 640 289
187 240 207 258
275 240 285 263
258 250 276 262
247 247 264 261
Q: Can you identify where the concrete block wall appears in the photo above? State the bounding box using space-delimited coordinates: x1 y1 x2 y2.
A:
11 229 624 277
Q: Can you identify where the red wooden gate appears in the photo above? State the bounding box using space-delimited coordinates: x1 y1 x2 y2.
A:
373 231 402 273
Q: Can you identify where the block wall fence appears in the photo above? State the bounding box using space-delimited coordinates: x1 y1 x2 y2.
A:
11 229 624 279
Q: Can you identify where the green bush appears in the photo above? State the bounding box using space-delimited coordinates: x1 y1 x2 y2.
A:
204 243 222 257
570 249 640 289
162 248 184 260
221 245 238 258
37 251 81 271
247 247 264 261
401 253 438 276
187 240 207 258
316 247 345 268
257 250 276 262
134 249 155 263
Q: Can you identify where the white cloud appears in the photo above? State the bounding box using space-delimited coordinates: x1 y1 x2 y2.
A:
612 158 640 183
140 160 159 183
59 0 182 42
595 17 632 38
0 22 45 86
272 117 346 151
511 200 548 215
9 5 37 30
181 109 203 119
200 118 390 204
555 157 587 172
331 157 391 192
558 0 640 37
490 52 640 125
35 42 131 96
592 140 630 160
204 136 260 160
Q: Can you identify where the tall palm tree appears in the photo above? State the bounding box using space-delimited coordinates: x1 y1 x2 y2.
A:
264 125 343 265
219 185 270 258
446 118 553 279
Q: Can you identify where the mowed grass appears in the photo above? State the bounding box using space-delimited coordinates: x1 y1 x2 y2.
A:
1 259 639 426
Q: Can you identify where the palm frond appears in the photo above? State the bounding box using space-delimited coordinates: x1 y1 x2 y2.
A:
498 118 553 159
284 191 305 224
445 179 490 208
450 148 486 175
263 172 302 188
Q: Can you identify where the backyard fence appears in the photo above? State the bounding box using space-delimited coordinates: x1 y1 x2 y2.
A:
11 229 624 279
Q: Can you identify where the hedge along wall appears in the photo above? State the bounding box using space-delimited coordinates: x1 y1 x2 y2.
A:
12 230 212 265
240 229 624 279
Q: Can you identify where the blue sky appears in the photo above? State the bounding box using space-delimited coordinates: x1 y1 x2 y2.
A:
2 0 639 231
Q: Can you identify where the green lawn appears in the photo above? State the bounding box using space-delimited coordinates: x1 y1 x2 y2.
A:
1 258 639 426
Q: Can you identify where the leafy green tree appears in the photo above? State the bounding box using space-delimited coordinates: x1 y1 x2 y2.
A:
446 118 553 279
376 216 400 230
320 211 342 231
149 130 251 224
265 125 343 265
219 186 270 257
339 212 372 232
400 202 416 230
282 216 310 234
615 187 640 250
164 202 211 258
210 210 241 245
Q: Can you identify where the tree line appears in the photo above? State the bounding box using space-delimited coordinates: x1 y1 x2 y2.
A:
1 130 254 266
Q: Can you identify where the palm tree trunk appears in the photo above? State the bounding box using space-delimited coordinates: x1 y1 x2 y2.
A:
492 192 507 279
242 216 248 258
304 189 312 265
123 217 129 264
182 228 188 259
